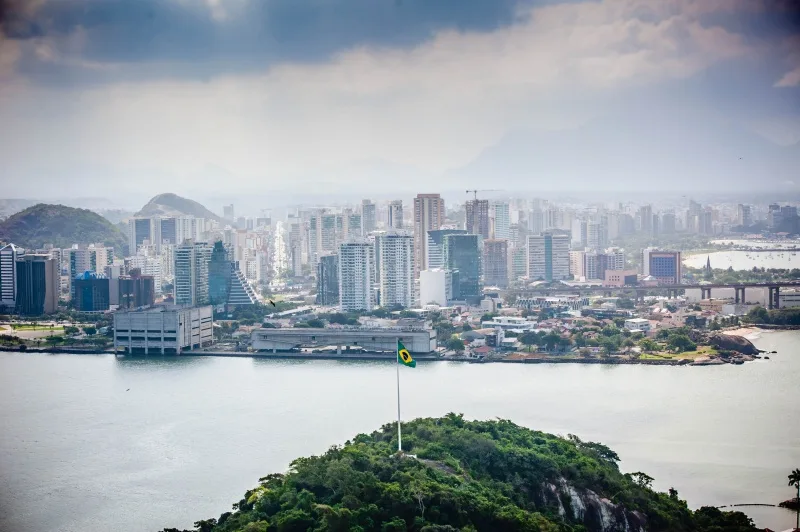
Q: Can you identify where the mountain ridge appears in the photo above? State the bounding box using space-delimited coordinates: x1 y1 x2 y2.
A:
135 193 223 222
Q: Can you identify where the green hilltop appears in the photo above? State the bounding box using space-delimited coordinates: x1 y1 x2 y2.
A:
161 415 759 532
0 203 128 255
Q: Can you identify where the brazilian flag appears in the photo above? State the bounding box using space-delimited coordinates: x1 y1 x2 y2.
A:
397 340 416 368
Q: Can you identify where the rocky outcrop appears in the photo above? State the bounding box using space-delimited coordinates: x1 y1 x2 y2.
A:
708 334 760 355
543 478 647 532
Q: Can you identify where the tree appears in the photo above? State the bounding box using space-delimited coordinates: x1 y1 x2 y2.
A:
82 326 97 336
667 334 696 353
306 319 325 328
639 338 659 353
629 471 654 489
519 332 538 352
446 338 464 352
789 468 800 531
542 332 561 352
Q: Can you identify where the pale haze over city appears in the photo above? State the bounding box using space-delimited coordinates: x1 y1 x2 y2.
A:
1 2 800 532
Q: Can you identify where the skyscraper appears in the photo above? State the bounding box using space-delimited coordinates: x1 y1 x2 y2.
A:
15 254 59 315
174 241 212 307
316 254 340 306
128 218 158 254
65 244 113 299
465 199 490 239
413 193 445 277
361 200 377 235
443 233 481 303
491 202 510 240
737 204 752 227
0 243 18 311
426 229 467 270
338 240 375 312
527 233 570 281
388 200 404 230
208 241 232 306
637 205 653 234
482 239 508 288
72 271 110 312
377 232 414 309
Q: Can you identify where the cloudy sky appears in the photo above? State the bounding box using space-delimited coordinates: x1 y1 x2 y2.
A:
0 0 798 206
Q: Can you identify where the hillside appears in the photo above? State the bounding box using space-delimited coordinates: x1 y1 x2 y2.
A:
0 204 127 254
136 193 222 222
162 415 759 532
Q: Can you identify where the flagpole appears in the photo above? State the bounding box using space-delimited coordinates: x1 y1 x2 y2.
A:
396 338 402 453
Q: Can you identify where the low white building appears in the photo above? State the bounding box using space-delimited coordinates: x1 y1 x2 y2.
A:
419 269 453 307
113 305 213 354
481 316 538 331
624 318 651 333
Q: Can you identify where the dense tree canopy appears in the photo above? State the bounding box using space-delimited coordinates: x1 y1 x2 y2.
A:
162 416 758 532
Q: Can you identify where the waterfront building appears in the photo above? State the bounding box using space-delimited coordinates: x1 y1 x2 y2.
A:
15 255 59 315
118 273 156 309
0 243 18 311
113 305 213 354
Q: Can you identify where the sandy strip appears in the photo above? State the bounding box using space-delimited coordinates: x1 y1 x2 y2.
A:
723 327 767 341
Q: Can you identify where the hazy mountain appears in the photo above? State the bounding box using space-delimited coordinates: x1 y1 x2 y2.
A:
135 193 222 222
447 110 800 193
0 204 128 254
94 209 135 225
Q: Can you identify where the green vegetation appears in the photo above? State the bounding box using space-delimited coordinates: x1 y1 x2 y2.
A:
743 306 800 325
0 203 127 254
789 468 800 531
162 416 757 532
9 323 64 331
684 265 800 285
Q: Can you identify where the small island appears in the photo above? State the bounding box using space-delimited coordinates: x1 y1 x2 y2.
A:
161 415 762 532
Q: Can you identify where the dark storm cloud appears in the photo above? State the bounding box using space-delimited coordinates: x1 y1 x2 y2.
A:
1 0 535 82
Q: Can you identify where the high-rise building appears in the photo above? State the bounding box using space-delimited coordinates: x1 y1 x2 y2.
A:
465 199 490 239
699 210 714 235
586 221 607 250
527 233 570 281
223 204 235 221
737 204 752 227
65 244 113 299
419 269 453 307
569 250 585 279
426 229 467 270
208 241 232 306
338 241 375 312
0 243 18 311
118 273 156 310
637 205 653 234
482 239 508 288
491 202 510 240
642 249 681 284
174 241 212 307
413 193 445 277
316 254 340 306
15 255 59 315
443 233 481 303
528 209 544 234
128 218 158 254
72 271 110 312
661 212 676 234
509 246 527 282
343 210 362 241
361 200 377 236
377 233 414 309
228 263 258 307
388 200 404 230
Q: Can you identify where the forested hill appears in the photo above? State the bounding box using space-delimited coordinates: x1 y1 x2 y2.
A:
161 415 759 532
0 203 127 254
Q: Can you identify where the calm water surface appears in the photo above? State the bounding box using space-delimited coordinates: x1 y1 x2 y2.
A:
1 332 798 532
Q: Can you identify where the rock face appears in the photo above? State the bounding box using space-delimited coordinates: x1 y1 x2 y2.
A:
543 478 646 532
708 334 760 355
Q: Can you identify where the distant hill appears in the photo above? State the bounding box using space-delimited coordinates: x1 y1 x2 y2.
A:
94 208 135 225
0 204 128 255
135 193 222 222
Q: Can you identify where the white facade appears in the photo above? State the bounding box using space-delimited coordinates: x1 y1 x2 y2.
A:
388 200 404 230
113 305 213 354
378 233 414 308
491 202 510 240
569 250 585 279
174 241 212 306
419 269 452 306
126 255 163 294
338 240 375 312
624 318 651 332
0 243 18 309
527 233 570 281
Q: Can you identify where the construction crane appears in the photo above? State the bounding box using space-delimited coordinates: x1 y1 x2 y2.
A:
465 189 502 201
